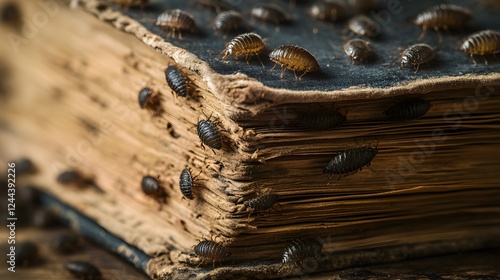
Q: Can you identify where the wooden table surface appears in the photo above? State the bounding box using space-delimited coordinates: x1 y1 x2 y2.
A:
1 227 149 280
2 225 499 280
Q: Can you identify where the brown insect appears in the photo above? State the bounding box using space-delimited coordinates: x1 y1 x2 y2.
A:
250 3 291 25
348 15 379 38
165 66 188 97
460 29 500 65
57 169 104 193
400 43 435 73
269 45 320 80
12 157 36 175
141 175 167 204
308 0 346 22
413 4 472 41
245 193 282 215
192 0 235 13
211 10 246 35
299 108 347 130
197 118 222 150
323 146 378 176
194 240 231 267
16 241 40 267
179 167 195 200
222 32 266 67
138 85 164 117
138 87 158 109
110 0 148 8
65 261 102 280
155 9 197 39
1 1 22 32
476 0 500 10
346 0 377 12
57 170 90 185
384 97 432 121
343 39 373 63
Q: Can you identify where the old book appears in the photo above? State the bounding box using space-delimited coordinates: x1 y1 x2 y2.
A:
1 0 499 279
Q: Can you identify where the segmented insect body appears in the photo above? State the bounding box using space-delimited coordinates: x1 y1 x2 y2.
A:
384 98 431 121
460 30 500 65
400 44 435 73
16 241 39 267
250 3 291 25
323 146 378 175
14 157 36 175
308 0 346 22
348 15 379 38
179 167 194 200
1 2 22 31
57 170 87 185
197 119 222 150
300 110 347 130
193 0 235 13
222 33 266 66
414 4 472 40
57 170 103 193
110 0 148 7
346 0 377 12
65 261 102 280
138 86 163 116
269 45 320 79
246 194 280 212
165 66 187 97
282 237 323 267
138 87 153 108
141 176 166 202
156 9 197 39
343 39 372 63
476 0 500 10
194 240 231 267
51 234 83 255
212 10 246 34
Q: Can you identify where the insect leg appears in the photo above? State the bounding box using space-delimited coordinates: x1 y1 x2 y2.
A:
470 53 477 66
269 63 278 72
417 26 427 40
483 55 489 65
435 27 442 44
277 262 286 273
256 54 265 68
299 71 308 80
274 202 284 212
